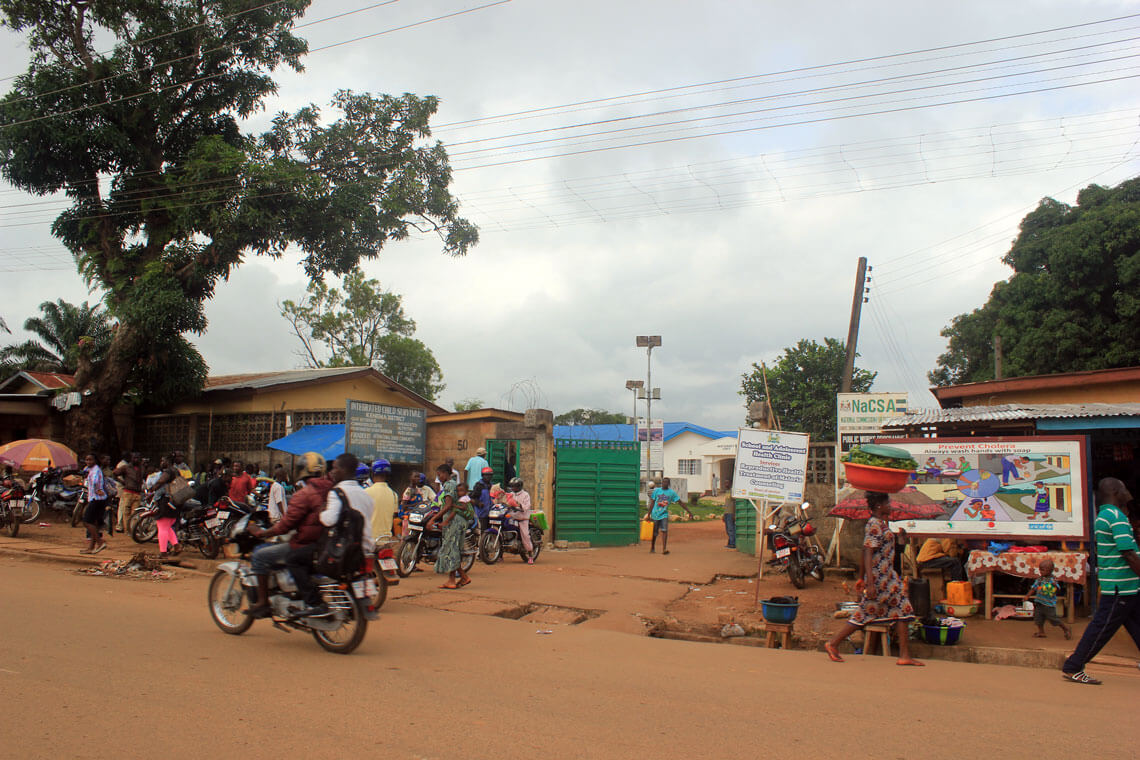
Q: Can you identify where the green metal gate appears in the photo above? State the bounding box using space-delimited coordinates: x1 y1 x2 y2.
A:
554 439 641 546
734 498 757 555
485 439 520 483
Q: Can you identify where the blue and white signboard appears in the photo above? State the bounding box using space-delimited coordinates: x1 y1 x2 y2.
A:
344 399 426 464
731 428 810 503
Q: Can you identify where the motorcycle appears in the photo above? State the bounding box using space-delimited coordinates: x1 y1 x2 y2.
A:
206 514 370 654
363 540 401 611
25 467 83 523
479 503 543 564
767 502 825 589
395 503 477 577
0 476 28 534
131 496 221 558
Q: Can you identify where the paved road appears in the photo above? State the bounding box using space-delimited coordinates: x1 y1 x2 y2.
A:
2 556 1137 760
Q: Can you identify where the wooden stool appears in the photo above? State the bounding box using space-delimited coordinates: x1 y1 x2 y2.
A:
921 568 947 604
763 622 793 649
862 623 892 656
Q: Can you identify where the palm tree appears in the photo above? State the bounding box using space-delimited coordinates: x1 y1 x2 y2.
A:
0 299 114 373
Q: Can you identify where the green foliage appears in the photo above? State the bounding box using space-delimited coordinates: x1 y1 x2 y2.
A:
554 408 628 425
0 0 475 444
280 271 443 400
740 338 875 441
454 398 484 412
930 177 1140 385
0 299 113 373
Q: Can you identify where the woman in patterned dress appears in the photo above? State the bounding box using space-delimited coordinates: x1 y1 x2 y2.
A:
825 491 923 666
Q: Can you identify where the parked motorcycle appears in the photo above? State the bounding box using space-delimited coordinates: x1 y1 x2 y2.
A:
395 503 477 577
131 497 221 558
479 503 543 564
767 502 825 589
25 467 83 523
0 476 28 534
206 514 370 654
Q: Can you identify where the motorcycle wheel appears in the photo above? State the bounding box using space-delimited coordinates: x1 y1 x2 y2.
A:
460 533 477 573
479 532 502 564
5 514 18 537
207 570 254 635
132 514 157 544
524 528 543 563
199 531 220 559
368 567 388 611
809 549 826 581
312 592 367 655
395 539 418 578
70 501 84 527
787 552 806 589
20 498 40 524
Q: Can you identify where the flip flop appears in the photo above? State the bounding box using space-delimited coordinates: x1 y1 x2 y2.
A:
896 659 925 666
1063 627 1072 640
824 644 844 663
1033 632 1047 638
439 583 459 590
457 578 471 587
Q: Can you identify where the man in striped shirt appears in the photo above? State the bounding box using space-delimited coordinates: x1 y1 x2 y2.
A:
1061 477 1140 684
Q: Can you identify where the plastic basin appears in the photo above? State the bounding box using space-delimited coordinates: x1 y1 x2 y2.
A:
922 623 964 645
761 598 800 624
841 462 913 493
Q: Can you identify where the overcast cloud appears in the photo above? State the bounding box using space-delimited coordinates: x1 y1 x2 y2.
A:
3 0 1139 430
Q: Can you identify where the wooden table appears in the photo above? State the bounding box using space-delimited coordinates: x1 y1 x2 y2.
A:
966 550 1088 624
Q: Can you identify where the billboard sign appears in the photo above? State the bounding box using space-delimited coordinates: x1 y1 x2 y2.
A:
637 418 664 471
876 436 1089 540
344 399 426 464
731 428 810 502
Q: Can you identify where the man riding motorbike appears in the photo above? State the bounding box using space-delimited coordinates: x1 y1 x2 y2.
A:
244 452 333 619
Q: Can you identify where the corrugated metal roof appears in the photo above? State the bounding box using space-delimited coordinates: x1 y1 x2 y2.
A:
204 367 365 391
883 403 1140 426
553 422 736 443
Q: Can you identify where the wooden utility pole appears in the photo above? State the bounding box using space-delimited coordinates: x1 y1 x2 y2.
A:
994 334 1003 380
840 256 869 392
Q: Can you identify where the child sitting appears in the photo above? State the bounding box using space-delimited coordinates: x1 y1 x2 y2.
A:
1023 558 1072 640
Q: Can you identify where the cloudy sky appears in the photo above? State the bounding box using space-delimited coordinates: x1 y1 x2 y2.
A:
3 0 1139 431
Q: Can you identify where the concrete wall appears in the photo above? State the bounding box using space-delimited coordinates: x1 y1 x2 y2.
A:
662 431 716 492
167 376 417 415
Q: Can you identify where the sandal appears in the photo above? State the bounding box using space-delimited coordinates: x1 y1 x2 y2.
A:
1061 670 1101 684
439 583 459 590
457 578 471 587
824 644 844 663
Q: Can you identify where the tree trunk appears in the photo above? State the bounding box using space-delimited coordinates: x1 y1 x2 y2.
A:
63 324 142 457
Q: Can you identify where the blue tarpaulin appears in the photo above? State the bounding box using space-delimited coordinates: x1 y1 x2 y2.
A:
267 424 345 460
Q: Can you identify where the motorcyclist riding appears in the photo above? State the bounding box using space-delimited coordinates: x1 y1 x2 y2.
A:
244 452 333 619
503 476 535 564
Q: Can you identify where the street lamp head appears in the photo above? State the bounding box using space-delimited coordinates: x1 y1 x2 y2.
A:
625 380 644 390
636 335 662 348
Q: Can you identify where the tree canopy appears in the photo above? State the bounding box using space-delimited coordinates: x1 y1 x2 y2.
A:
0 0 476 450
740 338 875 441
0 299 112 373
281 270 445 400
453 398 483 412
554 408 628 426
930 177 1140 385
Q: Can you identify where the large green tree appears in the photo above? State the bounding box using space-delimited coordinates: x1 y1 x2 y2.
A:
0 0 476 451
281 270 444 400
740 338 875 441
0 299 113 373
554 408 627 425
931 178 1140 385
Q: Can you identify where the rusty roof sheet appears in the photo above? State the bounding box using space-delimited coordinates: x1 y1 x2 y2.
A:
204 367 365 391
883 403 1140 427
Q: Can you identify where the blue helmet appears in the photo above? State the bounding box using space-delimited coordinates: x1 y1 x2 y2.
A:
371 458 391 475
355 462 371 480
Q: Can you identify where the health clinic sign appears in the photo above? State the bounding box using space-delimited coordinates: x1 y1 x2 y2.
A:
731 428 810 502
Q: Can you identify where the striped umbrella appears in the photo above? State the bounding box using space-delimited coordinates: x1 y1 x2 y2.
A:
0 438 79 471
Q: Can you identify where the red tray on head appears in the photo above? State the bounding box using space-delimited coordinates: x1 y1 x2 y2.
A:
842 462 913 493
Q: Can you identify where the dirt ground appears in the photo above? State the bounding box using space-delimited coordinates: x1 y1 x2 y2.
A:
2 516 1140 758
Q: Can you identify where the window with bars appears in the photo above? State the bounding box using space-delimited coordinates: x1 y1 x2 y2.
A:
134 416 190 458
293 410 346 428
677 458 701 475
202 413 276 453
806 444 835 484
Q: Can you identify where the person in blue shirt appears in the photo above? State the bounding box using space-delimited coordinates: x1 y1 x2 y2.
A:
464 447 490 489
646 477 682 555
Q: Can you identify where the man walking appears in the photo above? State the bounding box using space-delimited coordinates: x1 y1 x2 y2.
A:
464 446 490 489
1061 477 1140 684
113 452 143 534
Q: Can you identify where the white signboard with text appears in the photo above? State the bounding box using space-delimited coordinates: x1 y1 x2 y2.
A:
637 418 664 471
731 428 810 503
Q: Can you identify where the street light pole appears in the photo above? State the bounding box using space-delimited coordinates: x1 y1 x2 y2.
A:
625 380 643 428
635 335 661 480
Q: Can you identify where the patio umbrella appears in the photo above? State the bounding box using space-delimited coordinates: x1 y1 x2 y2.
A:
0 438 79 471
828 492 948 521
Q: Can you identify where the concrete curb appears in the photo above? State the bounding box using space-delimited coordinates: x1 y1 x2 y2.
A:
0 545 212 577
